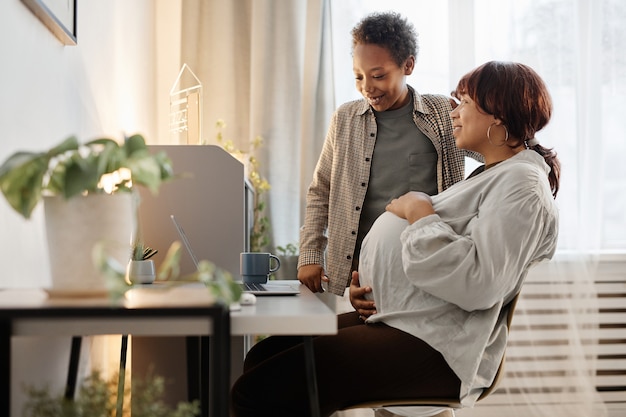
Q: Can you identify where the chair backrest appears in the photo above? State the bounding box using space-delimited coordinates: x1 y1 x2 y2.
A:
341 292 521 410
476 292 519 401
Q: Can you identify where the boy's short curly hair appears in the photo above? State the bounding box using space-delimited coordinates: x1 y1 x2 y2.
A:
351 11 419 67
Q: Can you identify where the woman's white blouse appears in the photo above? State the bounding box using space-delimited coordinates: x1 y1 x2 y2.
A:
360 150 559 407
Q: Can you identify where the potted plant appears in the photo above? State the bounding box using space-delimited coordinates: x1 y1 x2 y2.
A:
22 368 200 417
126 242 158 285
0 134 173 296
273 242 299 280
1 134 243 303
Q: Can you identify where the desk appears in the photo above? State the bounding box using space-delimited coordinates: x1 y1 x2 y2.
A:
0 282 337 417
0 288 230 417
231 280 336 336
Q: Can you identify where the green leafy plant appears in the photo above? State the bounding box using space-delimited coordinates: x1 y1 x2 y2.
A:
276 243 298 257
0 134 174 219
210 120 271 252
22 369 200 417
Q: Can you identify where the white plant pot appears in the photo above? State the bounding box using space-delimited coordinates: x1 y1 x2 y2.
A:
126 259 156 285
44 193 134 297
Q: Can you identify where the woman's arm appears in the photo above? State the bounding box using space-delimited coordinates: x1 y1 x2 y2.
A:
397 169 557 311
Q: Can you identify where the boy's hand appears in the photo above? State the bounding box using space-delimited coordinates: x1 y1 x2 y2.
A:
298 264 328 293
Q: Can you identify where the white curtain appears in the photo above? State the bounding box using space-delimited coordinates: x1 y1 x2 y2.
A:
180 0 335 250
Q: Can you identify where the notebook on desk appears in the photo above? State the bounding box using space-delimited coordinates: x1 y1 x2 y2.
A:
170 215 300 296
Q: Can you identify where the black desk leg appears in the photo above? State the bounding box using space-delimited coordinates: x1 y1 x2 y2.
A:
187 335 209 417
303 336 321 417
210 311 230 417
187 309 230 417
186 335 199 402
0 320 10 417
65 336 82 400
116 335 129 417
200 336 210 417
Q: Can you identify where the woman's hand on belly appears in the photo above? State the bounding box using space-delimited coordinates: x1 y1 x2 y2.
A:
386 191 435 224
349 271 377 319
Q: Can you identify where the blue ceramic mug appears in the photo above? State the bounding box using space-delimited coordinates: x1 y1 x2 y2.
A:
240 252 281 283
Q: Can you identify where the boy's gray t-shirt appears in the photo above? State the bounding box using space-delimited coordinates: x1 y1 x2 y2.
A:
355 98 438 263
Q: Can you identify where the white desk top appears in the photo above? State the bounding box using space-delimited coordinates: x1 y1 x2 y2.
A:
231 281 336 335
0 281 337 337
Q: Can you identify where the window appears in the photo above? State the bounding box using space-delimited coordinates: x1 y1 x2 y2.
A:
330 0 626 252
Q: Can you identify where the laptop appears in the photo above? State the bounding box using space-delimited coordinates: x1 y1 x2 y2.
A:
170 215 300 296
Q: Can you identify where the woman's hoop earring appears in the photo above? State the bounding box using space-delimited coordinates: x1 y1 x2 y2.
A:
487 123 509 147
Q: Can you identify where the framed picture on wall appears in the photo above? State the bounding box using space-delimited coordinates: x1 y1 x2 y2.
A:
21 0 77 45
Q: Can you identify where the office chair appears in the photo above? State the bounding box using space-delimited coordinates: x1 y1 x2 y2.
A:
340 293 520 413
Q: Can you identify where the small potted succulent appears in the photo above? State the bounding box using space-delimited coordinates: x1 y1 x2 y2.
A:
126 242 159 285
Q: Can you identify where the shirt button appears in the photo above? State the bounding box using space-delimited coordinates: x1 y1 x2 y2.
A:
361 182 366 187
370 133 375 137
351 231 356 235
355 206 360 211
347 255 352 260
365 157 370 162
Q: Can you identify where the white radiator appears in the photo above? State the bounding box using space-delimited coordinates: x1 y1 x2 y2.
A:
458 257 626 417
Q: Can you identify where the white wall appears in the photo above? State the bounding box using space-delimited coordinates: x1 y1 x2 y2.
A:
0 0 157 289
0 1 157 414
